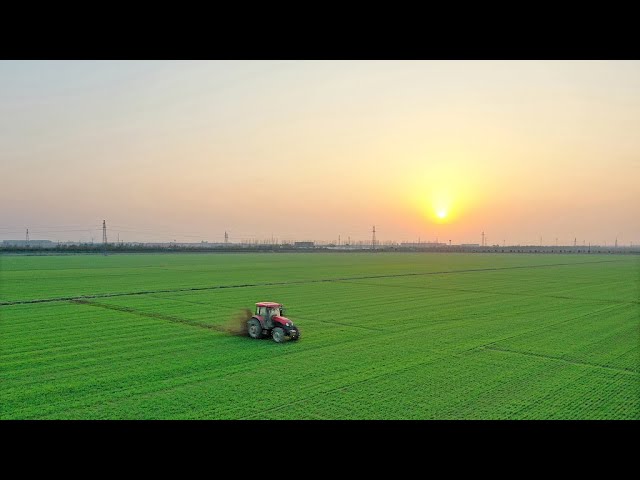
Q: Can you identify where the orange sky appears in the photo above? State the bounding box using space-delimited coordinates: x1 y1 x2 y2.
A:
1 60 638 245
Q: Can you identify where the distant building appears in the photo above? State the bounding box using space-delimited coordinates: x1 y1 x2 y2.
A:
294 241 314 248
461 243 480 247
400 242 446 248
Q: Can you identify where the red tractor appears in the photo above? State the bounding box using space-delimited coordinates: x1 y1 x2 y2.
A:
247 302 300 343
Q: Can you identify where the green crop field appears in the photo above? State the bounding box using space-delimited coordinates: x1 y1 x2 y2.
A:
1 252 638 419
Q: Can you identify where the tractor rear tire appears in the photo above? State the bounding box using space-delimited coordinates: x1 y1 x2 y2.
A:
248 319 262 339
272 327 285 343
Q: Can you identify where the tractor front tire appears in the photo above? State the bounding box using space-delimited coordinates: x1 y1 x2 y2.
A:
290 331 300 341
272 327 285 343
248 319 262 339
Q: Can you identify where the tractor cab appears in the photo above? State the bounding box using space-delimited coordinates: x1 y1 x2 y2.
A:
248 301 300 343
255 302 282 328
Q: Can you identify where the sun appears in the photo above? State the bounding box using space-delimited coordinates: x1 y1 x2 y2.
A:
411 185 459 224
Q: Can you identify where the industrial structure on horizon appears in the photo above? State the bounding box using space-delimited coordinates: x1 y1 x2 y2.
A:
1 221 638 254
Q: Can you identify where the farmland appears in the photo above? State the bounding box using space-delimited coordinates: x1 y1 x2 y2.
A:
1 252 638 419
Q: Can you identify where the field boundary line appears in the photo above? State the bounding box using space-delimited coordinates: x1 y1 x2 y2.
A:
134 295 386 332
481 345 639 376
341 280 640 306
0 259 623 306
70 299 226 332
454 304 620 356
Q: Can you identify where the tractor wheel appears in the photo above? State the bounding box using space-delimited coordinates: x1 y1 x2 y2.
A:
272 327 285 343
290 331 300 341
247 319 263 339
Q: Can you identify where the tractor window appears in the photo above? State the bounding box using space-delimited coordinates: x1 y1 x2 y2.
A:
257 307 266 316
270 307 281 317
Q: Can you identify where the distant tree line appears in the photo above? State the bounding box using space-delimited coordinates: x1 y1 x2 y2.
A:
1 243 638 255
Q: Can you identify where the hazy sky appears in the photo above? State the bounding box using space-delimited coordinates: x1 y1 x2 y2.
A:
1 60 638 245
